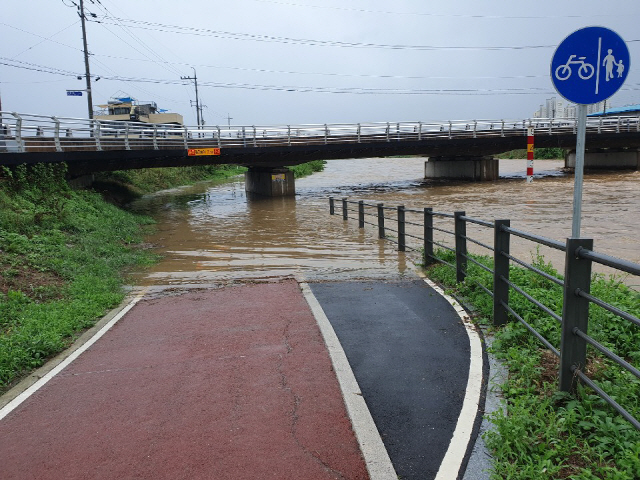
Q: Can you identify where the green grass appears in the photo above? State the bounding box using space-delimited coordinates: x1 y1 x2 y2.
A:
497 148 567 160
95 160 326 197
0 164 156 391
424 250 640 479
95 164 247 196
287 160 326 178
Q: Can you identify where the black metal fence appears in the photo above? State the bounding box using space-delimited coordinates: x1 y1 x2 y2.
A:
329 196 640 431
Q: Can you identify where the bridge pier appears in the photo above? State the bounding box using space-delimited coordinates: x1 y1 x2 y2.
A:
424 156 499 181
245 167 295 197
565 148 640 170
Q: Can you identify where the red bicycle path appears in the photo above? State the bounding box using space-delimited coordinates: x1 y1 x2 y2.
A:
0 280 370 480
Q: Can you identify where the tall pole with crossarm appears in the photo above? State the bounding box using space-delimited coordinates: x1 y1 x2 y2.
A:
79 0 94 119
181 68 202 127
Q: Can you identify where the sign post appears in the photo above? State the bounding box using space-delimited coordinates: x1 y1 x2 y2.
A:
550 26 629 237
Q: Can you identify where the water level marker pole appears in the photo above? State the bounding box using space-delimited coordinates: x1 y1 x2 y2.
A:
571 104 587 238
526 127 534 183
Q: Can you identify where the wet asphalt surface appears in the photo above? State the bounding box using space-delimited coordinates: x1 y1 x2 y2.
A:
310 279 473 480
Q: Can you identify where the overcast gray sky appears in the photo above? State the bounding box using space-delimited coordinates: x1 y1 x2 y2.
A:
1 0 639 126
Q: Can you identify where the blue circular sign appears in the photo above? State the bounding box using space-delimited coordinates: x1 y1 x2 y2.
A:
551 26 630 105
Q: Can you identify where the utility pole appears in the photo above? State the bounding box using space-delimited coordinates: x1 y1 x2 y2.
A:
79 0 94 119
227 113 233 129
181 67 201 127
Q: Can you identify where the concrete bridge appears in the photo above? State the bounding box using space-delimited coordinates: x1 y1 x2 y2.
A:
1 111 640 196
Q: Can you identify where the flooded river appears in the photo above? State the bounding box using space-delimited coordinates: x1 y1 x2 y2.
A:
130 158 639 289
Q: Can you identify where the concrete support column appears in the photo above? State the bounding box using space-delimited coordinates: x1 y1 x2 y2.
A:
245 167 295 197
565 149 640 170
424 156 499 181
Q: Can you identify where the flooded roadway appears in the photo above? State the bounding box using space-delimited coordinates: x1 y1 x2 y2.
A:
129 158 640 288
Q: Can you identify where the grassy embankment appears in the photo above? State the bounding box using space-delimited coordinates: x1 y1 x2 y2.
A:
497 147 566 160
425 250 640 479
0 160 325 392
0 163 158 392
94 160 325 199
287 160 326 178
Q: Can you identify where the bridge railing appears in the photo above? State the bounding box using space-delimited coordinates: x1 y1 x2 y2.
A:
1 111 639 153
329 196 640 432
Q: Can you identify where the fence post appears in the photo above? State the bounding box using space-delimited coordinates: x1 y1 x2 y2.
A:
377 203 385 238
559 238 594 393
424 208 434 265
342 197 348 221
11 113 24 152
125 123 131 150
358 200 365 228
329 197 335 215
52 116 62 152
94 120 102 151
152 124 159 150
454 211 467 283
398 205 406 252
493 220 511 326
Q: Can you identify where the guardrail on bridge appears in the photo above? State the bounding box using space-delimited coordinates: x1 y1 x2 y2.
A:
1 111 640 153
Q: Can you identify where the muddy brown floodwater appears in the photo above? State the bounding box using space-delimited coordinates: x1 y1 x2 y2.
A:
129 158 640 290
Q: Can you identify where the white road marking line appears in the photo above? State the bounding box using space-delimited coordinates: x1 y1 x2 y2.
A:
0 290 147 422
422 277 484 480
299 281 398 480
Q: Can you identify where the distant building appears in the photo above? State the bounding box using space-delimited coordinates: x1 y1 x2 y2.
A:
587 104 640 117
94 96 183 125
533 97 610 119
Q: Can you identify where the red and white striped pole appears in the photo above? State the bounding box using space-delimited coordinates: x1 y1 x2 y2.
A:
526 126 534 183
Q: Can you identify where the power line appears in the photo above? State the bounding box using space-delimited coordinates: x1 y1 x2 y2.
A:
246 0 628 20
90 52 548 81
9 21 80 60
90 0 184 78
89 16 565 51
0 22 81 53
4 57 640 97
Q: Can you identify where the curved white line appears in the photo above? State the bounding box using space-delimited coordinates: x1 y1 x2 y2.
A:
422 277 484 480
299 281 398 480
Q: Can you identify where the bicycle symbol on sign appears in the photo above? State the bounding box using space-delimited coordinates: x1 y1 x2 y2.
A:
555 55 595 81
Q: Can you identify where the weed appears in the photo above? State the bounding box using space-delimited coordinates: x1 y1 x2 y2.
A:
425 249 640 478
0 163 156 390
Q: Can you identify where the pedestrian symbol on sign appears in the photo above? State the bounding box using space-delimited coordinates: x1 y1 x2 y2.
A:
602 49 623 81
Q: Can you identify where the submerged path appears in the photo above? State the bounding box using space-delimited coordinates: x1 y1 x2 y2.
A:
0 277 484 480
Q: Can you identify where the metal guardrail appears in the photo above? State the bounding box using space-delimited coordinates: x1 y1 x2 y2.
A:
1 111 640 153
330 196 640 431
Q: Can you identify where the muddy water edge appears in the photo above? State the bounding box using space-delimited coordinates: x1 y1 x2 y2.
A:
128 158 640 290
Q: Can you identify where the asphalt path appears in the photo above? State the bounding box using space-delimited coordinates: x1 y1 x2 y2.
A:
310 279 476 480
